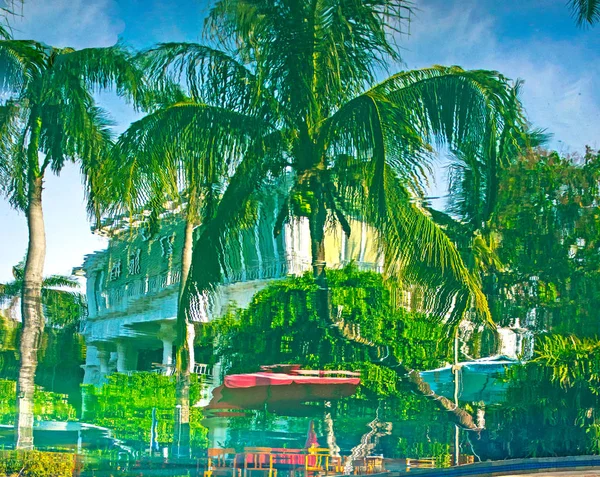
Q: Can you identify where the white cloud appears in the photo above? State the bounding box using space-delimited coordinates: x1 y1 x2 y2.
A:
10 0 124 48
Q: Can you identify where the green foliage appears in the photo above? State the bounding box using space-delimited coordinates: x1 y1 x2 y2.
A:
0 379 76 424
568 0 600 25
485 359 600 457
111 0 533 327
206 266 451 397
490 149 600 336
82 372 207 447
485 332 600 458
0 450 77 477
0 308 85 409
533 334 600 392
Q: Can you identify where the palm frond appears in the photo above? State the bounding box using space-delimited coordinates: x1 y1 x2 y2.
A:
38 75 115 172
0 39 45 94
568 0 600 25
50 44 146 107
0 279 20 306
322 90 432 197
323 67 532 325
337 157 492 326
374 67 530 225
139 42 275 118
206 0 412 118
42 275 80 290
185 131 286 305
0 99 29 210
0 25 10 40
106 100 272 224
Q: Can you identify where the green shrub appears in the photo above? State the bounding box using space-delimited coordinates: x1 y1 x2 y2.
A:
0 450 77 477
82 372 207 447
0 379 76 425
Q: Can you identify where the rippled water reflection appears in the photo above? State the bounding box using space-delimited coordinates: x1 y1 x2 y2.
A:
0 352 599 472
1 277 600 475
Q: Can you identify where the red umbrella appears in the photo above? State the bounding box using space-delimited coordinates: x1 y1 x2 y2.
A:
205 370 360 411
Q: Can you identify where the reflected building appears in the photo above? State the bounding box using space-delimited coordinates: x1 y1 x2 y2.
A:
76 203 384 387
76 201 530 392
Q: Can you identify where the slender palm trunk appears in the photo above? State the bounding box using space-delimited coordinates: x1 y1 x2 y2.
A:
15 174 46 449
407 369 482 431
173 217 195 457
309 185 330 334
309 201 327 284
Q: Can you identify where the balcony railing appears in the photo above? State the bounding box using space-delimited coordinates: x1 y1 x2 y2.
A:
149 363 215 382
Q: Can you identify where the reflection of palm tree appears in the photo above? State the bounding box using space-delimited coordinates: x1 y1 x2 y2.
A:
407 369 482 432
0 263 85 436
0 263 85 327
344 410 392 474
121 0 530 331
107 90 246 455
324 411 340 458
0 39 142 449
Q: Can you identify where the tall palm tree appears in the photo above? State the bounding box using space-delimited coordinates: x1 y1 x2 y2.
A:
121 0 531 331
0 39 143 449
106 94 258 455
568 0 600 25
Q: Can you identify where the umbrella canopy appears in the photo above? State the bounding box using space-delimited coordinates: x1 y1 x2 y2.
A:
420 355 517 404
206 370 360 411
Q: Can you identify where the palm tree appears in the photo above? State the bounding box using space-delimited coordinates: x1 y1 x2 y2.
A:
106 95 258 455
568 0 600 25
0 39 143 449
0 262 85 327
121 0 531 331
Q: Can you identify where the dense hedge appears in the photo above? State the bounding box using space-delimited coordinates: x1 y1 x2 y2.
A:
0 450 78 477
82 372 207 447
207 266 453 397
0 379 76 425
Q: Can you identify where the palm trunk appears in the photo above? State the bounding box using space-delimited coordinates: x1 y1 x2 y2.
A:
173 218 195 457
309 181 327 278
309 191 330 334
407 369 482 431
15 174 46 449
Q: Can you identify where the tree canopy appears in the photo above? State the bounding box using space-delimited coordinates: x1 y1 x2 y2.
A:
111 0 534 330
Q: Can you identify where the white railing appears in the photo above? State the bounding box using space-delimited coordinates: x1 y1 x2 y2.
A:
294 369 361 378
149 363 214 381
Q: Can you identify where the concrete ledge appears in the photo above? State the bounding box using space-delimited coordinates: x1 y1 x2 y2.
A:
388 456 600 477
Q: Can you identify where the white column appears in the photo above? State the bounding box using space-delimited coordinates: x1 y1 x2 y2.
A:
86 273 98 318
158 323 176 367
98 348 110 374
116 341 127 373
187 323 195 371
212 361 223 386
162 338 173 366
82 345 100 385
116 341 138 373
